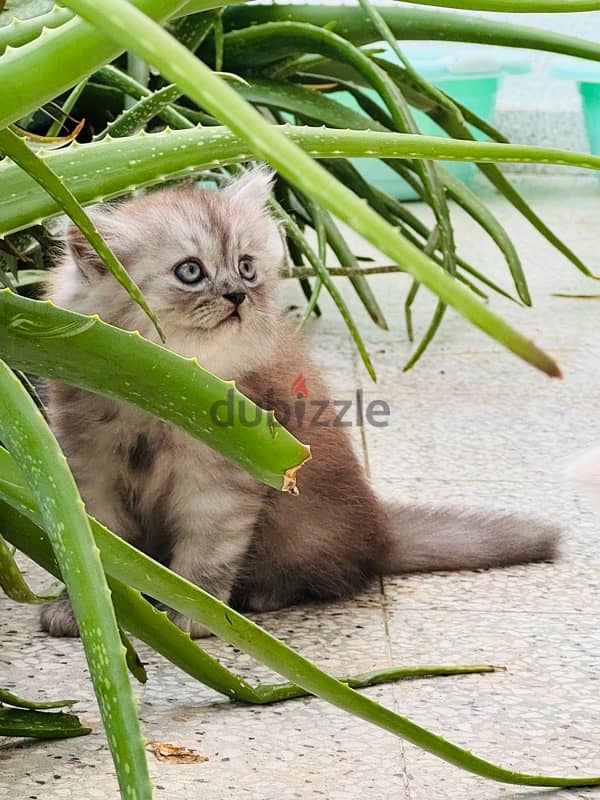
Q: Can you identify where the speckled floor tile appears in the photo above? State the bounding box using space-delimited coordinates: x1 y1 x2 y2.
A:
384 610 600 800
0 565 407 800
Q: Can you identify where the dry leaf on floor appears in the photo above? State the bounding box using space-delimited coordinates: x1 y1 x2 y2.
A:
147 741 209 764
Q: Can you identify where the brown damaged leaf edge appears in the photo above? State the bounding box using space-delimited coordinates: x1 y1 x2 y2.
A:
282 447 312 495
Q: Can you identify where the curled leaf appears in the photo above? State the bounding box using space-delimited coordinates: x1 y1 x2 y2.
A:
10 119 86 149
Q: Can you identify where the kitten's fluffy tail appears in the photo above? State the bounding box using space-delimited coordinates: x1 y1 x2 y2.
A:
381 504 560 574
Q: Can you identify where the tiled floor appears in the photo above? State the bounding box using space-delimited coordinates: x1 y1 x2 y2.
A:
2 176 600 798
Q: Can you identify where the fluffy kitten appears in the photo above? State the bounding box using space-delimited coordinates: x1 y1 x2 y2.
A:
41 170 559 637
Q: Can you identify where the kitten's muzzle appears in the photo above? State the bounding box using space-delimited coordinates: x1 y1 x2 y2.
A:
223 291 246 307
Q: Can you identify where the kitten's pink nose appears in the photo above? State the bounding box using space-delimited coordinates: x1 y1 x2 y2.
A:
223 292 246 307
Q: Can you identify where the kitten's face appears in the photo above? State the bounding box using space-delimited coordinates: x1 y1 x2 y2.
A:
120 173 284 333
52 171 285 375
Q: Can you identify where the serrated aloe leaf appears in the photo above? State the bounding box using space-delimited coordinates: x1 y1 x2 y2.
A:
0 7 69 56
0 686 75 710
237 78 388 132
0 362 151 797
0 530 61 603
119 627 148 684
1 454 599 786
3 126 600 238
168 8 220 51
0 290 310 492
0 707 91 739
101 84 183 139
0 135 566 378
222 5 600 64
0 0 235 56
0 0 189 129
96 65 193 131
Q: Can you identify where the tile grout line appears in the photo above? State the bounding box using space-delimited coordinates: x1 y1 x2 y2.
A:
353 348 413 800
378 576 414 800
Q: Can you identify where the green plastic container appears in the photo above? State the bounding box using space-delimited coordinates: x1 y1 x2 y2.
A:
581 83 600 156
551 57 600 157
335 44 529 200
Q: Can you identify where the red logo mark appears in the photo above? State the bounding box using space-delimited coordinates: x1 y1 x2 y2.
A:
291 373 308 398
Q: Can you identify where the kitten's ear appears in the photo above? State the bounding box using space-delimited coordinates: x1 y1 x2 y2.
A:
224 167 275 208
65 210 112 279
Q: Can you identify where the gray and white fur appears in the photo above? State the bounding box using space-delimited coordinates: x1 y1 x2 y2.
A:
40 170 559 637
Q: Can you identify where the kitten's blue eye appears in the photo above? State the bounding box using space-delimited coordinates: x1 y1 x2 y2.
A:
175 259 204 284
238 255 256 282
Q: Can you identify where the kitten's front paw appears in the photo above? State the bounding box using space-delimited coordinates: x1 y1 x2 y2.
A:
40 593 79 637
169 611 213 639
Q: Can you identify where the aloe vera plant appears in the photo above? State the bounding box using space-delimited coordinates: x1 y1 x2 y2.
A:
3 0 600 796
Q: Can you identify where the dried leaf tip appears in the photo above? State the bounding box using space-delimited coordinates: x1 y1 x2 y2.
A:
281 447 312 494
147 741 208 764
